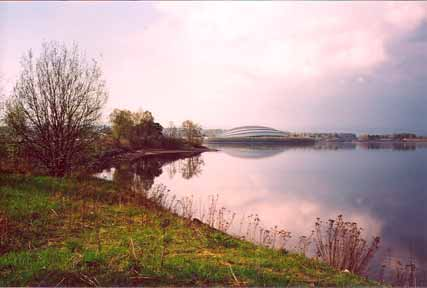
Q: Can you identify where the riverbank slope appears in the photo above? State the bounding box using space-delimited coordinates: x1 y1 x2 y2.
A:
0 174 373 286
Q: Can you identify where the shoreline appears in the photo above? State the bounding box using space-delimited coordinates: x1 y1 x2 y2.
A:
93 146 217 171
118 147 217 162
0 174 374 286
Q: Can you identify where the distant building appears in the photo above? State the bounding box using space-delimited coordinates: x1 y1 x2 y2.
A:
202 129 225 138
219 126 290 138
335 133 357 142
205 126 315 144
297 132 357 142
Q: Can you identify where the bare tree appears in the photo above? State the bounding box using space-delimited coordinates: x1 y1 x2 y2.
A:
5 42 107 176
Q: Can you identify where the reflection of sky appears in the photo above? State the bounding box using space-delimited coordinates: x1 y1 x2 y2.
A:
154 145 427 280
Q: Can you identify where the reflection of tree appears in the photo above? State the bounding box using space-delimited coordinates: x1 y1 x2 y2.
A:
180 155 204 179
358 142 417 151
314 142 356 150
113 162 135 191
392 143 416 151
112 157 163 192
166 161 177 179
133 158 163 191
112 154 203 192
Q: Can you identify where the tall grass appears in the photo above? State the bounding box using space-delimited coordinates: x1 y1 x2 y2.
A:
314 215 380 275
141 185 292 253
142 184 385 277
378 249 421 287
0 212 9 253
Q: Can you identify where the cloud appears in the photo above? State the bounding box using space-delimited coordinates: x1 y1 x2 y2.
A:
145 2 426 79
112 2 426 128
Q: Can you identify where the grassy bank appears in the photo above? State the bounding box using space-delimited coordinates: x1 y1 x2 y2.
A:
0 174 374 286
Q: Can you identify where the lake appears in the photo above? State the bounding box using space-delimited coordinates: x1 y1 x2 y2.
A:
96 142 427 283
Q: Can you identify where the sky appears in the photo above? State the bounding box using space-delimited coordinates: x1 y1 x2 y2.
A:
1 1 427 134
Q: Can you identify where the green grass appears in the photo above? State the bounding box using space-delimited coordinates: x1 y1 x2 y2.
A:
0 174 376 286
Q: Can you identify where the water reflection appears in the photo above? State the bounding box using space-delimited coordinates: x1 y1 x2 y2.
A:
357 142 423 150
208 142 426 159
313 141 426 151
313 142 357 150
96 154 205 191
181 156 205 179
207 143 290 159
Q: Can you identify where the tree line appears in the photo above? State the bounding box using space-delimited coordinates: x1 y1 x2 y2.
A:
0 42 203 177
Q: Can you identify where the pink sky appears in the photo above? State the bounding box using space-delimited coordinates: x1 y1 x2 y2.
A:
1 2 427 132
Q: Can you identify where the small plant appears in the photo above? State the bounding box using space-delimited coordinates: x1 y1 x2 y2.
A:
392 260 417 287
65 240 83 253
207 194 219 227
0 212 9 251
128 237 142 274
175 195 194 220
159 218 171 271
380 252 419 287
314 215 380 275
82 249 106 269
297 231 314 256
274 228 292 250
216 207 236 233
207 232 239 249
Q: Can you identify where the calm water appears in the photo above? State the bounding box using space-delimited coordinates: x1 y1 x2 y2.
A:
96 142 427 282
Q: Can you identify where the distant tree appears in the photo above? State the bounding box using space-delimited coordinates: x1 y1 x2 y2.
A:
181 120 203 146
109 109 134 145
5 41 107 176
160 121 185 149
392 133 417 140
131 110 163 148
109 109 163 149
165 121 178 138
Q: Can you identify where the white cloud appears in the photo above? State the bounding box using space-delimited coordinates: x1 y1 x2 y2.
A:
146 2 426 79
105 2 425 128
